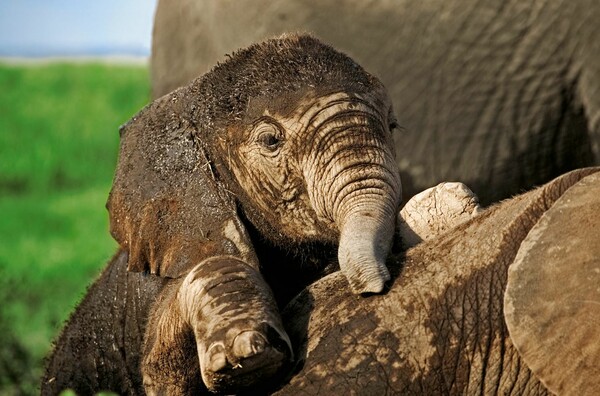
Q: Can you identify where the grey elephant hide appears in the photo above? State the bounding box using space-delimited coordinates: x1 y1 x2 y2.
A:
151 0 600 205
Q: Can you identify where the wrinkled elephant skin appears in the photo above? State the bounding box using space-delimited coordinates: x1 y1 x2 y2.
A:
505 172 600 395
276 168 600 394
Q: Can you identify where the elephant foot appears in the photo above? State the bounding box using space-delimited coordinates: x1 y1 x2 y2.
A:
398 182 482 249
200 324 291 393
142 256 293 394
182 256 293 393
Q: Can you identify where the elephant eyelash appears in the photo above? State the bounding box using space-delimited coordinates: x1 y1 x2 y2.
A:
387 109 399 133
253 121 285 152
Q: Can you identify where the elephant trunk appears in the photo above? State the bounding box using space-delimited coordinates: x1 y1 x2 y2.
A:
335 182 399 294
305 115 401 294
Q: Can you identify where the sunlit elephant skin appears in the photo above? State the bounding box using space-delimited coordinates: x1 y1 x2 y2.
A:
41 180 482 395
151 0 600 205
43 168 600 394
276 168 600 395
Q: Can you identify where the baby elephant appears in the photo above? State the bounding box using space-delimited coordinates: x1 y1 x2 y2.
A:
103 34 401 393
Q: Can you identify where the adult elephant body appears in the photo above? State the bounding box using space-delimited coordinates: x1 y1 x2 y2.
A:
42 169 600 394
152 0 600 204
278 169 600 395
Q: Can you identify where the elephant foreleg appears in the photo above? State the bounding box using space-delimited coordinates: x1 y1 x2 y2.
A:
142 256 293 395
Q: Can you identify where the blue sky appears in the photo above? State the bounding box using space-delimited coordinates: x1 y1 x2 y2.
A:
0 0 157 57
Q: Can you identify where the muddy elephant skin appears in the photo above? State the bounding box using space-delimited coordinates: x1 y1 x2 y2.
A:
277 168 600 395
151 0 600 205
43 169 600 394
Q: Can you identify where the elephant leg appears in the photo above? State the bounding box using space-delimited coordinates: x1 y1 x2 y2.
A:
142 256 293 395
141 283 200 395
397 182 482 249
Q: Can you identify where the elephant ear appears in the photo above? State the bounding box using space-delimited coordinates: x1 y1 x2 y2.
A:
504 169 600 395
107 91 257 278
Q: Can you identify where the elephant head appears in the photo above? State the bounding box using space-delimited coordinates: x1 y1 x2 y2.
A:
207 87 401 295
105 34 401 393
108 33 401 295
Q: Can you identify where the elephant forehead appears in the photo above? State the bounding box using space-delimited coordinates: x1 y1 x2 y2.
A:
260 91 389 131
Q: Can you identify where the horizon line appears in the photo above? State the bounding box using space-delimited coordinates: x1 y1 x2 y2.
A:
0 54 149 66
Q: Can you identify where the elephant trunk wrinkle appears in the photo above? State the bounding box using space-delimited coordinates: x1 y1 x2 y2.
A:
299 113 400 294
301 95 386 146
306 136 398 223
331 170 399 222
337 207 396 294
333 176 399 295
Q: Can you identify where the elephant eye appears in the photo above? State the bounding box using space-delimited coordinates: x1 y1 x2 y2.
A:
258 132 280 148
255 123 283 151
388 109 399 134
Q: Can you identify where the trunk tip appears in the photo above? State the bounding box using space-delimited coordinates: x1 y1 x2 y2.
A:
344 261 390 294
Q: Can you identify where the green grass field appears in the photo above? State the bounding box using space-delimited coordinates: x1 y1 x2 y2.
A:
0 62 150 395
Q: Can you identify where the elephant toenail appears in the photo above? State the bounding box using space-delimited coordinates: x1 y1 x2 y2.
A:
232 330 267 359
207 343 228 372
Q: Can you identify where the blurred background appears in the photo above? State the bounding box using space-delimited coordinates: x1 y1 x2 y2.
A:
0 1 157 394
